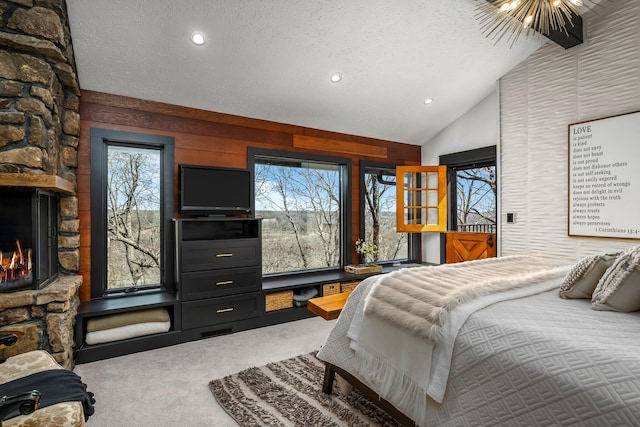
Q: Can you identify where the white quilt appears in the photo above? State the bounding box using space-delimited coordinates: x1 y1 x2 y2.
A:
317 265 640 426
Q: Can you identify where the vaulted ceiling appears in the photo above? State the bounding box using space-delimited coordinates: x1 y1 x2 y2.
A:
66 0 551 145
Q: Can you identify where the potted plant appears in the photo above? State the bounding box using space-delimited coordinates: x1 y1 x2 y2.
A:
355 238 379 266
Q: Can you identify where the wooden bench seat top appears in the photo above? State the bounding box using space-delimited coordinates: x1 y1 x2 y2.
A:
307 292 351 320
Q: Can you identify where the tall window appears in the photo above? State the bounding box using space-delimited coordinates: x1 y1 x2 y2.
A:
440 146 497 234
106 146 161 289
455 166 496 233
362 163 412 263
250 149 351 275
91 129 174 298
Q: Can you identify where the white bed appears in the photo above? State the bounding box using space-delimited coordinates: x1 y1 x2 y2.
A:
316 256 640 426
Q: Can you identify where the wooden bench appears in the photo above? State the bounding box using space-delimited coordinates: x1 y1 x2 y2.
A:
307 292 351 320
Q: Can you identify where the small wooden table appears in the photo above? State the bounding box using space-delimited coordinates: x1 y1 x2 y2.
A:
307 292 351 320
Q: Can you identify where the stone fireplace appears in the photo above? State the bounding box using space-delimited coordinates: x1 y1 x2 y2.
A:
0 0 81 368
0 188 59 292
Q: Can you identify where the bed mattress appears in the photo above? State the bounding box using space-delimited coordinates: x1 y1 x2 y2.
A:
317 269 640 426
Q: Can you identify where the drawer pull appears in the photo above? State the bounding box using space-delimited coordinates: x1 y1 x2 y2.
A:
216 280 234 286
216 253 234 258
216 307 234 313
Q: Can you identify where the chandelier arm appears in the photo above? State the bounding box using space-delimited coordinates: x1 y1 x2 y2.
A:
476 0 597 48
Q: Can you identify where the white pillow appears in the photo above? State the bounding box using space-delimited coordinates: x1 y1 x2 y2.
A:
559 252 619 299
592 245 640 312
85 321 171 345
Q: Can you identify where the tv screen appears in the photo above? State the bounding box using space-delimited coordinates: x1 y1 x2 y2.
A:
180 165 252 215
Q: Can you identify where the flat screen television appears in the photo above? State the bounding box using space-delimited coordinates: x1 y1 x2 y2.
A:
179 165 252 216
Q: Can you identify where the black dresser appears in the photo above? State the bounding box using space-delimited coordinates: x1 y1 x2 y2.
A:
175 217 263 332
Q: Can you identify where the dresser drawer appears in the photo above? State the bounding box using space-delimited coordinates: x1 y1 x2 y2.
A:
182 293 261 330
180 267 261 301
180 239 260 272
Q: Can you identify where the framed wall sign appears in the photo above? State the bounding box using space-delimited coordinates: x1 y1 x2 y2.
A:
568 110 640 239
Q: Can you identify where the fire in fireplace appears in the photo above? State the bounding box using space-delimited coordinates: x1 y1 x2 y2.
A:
0 240 33 287
0 188 58 292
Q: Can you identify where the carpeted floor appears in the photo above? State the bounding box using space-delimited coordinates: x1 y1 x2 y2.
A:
209 352 402 427
74 316 337 426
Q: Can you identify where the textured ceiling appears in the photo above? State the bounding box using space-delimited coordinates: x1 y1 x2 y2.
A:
66 0 548 145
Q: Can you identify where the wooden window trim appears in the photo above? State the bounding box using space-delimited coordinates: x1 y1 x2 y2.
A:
396 165 447 232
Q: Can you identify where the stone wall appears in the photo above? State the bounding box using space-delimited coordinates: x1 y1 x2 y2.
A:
0 275 81 368
0 0 81 366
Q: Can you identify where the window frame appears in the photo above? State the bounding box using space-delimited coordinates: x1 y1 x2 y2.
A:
439 146 497 232
439 146 497 264
396 165 448 233
360 161 420 264
90 128 175 300
248 147 352 277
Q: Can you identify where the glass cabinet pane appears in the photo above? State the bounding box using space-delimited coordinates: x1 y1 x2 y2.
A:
427 208 439 225
428 190 438 206
427 172 438 188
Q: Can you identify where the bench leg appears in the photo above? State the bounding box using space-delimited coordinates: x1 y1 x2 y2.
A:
322 363 336 394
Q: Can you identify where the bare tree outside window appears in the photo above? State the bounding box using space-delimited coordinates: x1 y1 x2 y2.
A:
363 169 407 262
255 158 341 274
456 166 496 233
106 146 161 289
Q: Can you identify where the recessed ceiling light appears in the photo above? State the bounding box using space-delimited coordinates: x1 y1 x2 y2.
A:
330 73 342 83
190 32 206 45
424 98 433 105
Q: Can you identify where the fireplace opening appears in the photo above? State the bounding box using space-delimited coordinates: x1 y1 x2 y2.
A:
0 188 59 292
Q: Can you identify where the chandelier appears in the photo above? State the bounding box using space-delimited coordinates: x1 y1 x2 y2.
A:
477 0 593 45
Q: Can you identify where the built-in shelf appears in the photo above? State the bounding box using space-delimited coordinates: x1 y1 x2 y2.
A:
0 173 75 194
74 292 180 364
75 292 178 317
73 222 425 364
261 263 423 292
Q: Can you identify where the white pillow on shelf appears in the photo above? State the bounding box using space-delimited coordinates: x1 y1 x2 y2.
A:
85 321 171 345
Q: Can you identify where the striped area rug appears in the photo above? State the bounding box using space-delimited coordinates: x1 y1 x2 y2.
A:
209 352 402 427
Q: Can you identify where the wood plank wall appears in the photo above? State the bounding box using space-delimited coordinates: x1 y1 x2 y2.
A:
77 90 421 302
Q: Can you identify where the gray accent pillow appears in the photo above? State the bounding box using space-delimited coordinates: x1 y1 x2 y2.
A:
559 252 619 299
592 245 640 312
